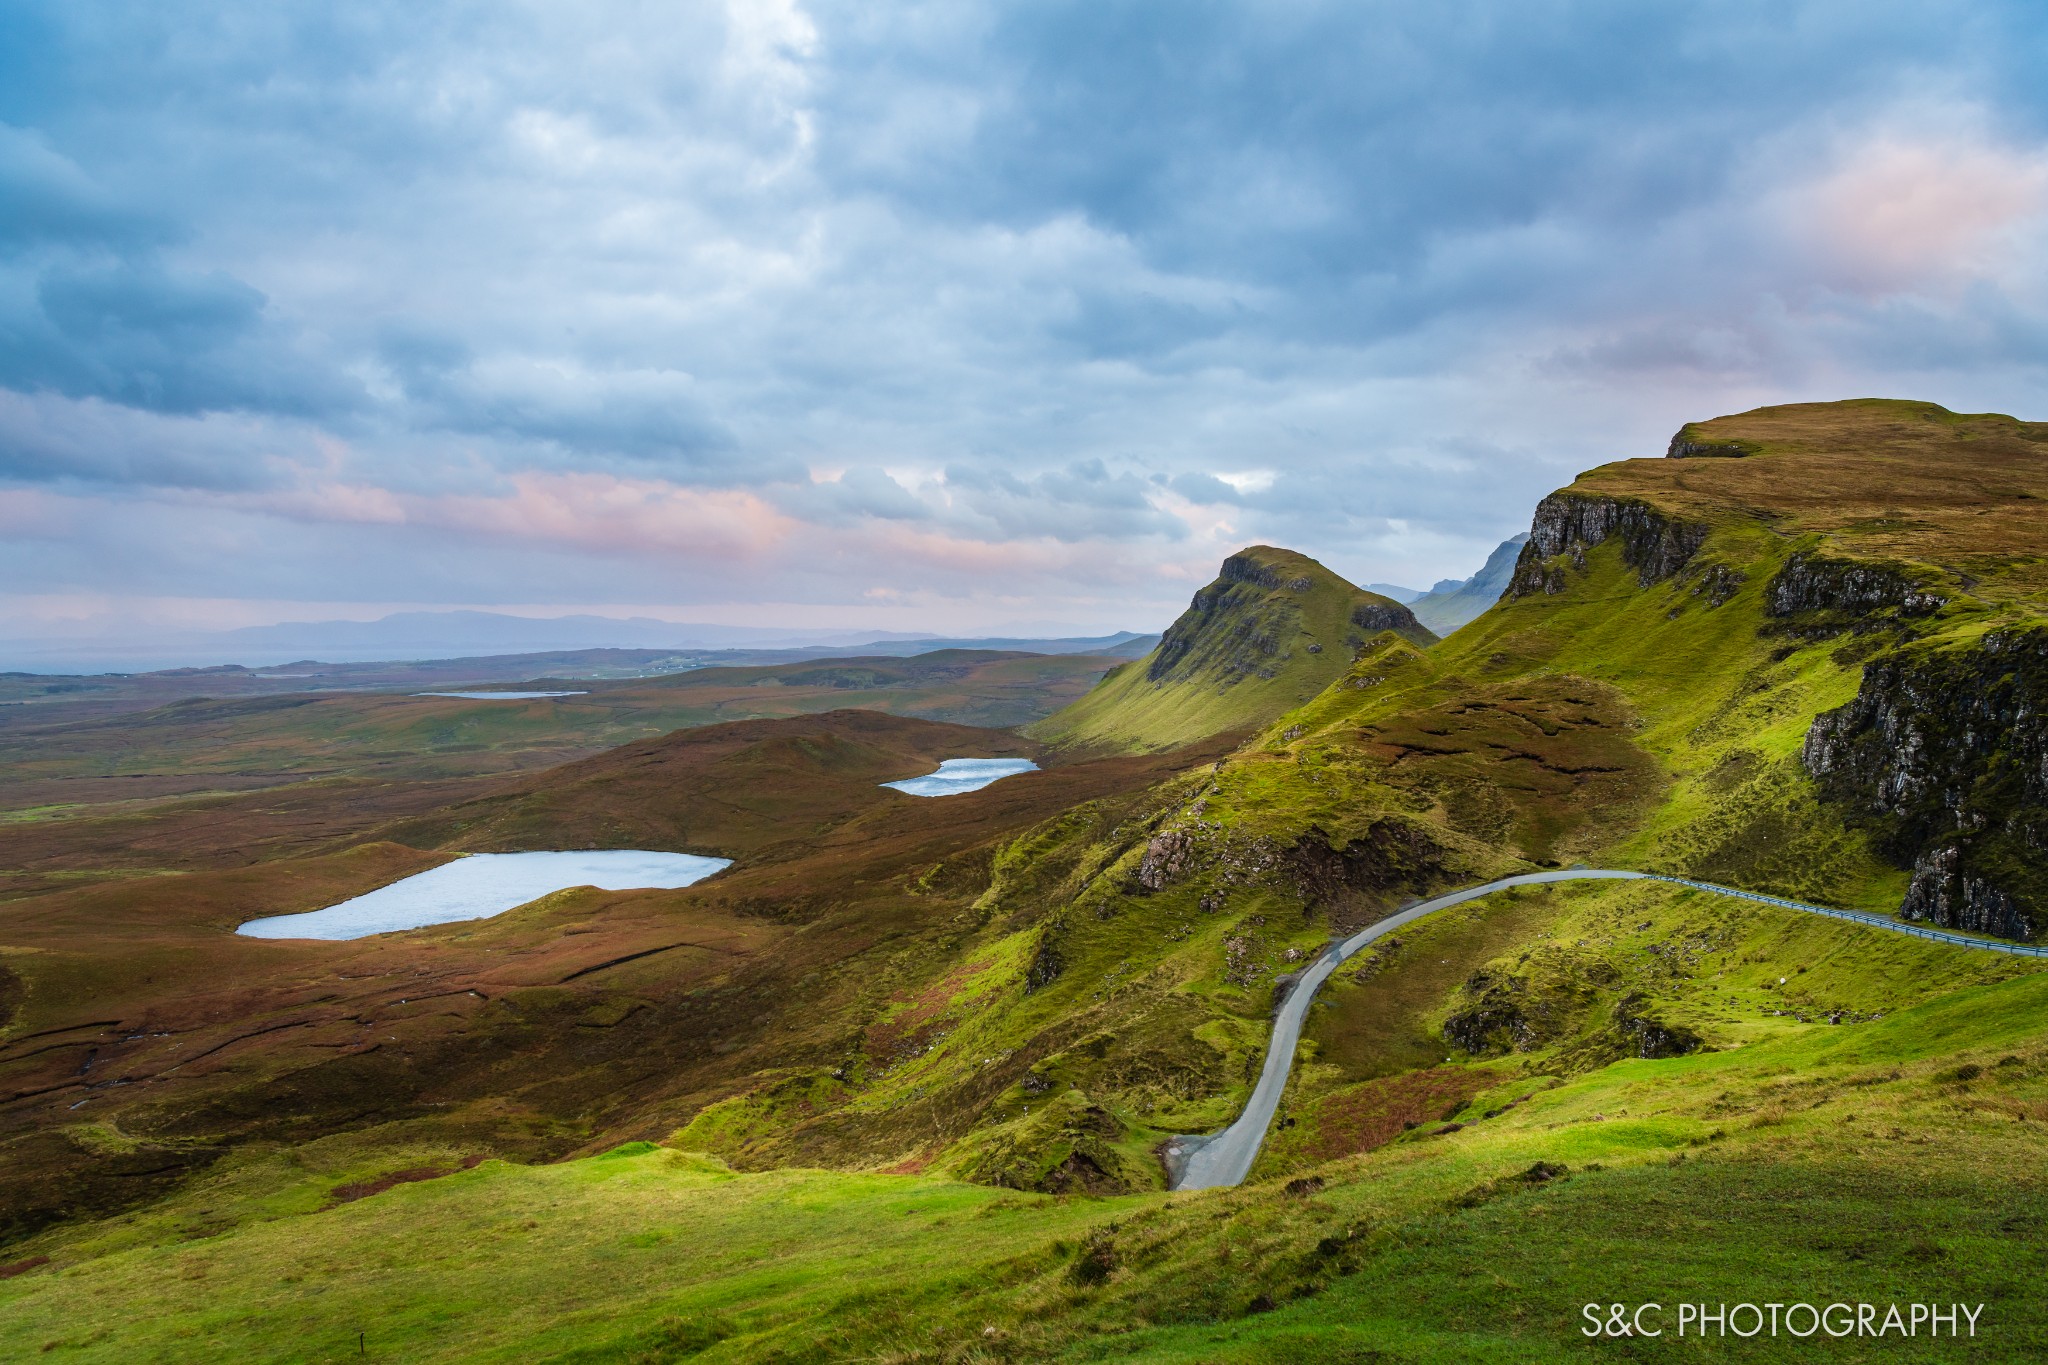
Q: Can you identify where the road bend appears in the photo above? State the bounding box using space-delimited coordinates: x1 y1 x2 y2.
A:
1164 869 2048 1192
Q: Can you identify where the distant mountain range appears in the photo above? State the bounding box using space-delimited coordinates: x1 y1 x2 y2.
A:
1353 536 1532 636
2 542 1524 674
0 611 1159 674
1405 533 1532 635
217 611 926 659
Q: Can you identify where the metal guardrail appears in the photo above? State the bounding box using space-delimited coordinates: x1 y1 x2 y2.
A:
1646 875 2048 958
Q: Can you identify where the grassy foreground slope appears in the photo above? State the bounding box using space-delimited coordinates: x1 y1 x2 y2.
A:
1029 546 1435 753
5 968 2046 1361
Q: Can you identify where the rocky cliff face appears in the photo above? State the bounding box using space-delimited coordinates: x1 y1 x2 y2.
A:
1145 551 1301 684
1508 493 1707 597
1765 551 1948 630
1802 626 2048 940
1349 601 1419 636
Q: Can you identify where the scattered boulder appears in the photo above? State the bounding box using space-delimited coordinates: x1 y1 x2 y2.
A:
1135 829 1196 892
1613 993 1702 1059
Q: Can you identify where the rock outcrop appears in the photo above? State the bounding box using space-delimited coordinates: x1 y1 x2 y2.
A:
1613 993 1702 1059
1508 493 1707 597
1134 829 1196 892
1350 601 1419 636
1764 551 1947 630
1899 843 2032 941
1802 626 2048 940
1665 423 1761 459
1145 556 1289 684
1442 967 1587 1055
1283 821 1448 913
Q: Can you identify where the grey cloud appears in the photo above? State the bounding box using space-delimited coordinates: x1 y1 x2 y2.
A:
0 125 361 428
40 263 261 346
817 1 2048 349
0 1 2044 630
1167 472 1247 505
941 458 1185 542
780 467 933 524
396 361 751 478
1050 288 1240 362
0 390 298 490
0 259 360 418
0 124 164 251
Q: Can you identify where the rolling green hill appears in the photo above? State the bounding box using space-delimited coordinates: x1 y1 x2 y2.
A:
1029 545 1436 753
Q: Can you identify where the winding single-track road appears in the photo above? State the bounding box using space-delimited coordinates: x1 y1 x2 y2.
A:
1164 868 2048 1192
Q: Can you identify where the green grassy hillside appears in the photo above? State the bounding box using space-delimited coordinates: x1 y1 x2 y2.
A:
6 970 2046 1360
5 400 2047 1359
1030 546 1436 753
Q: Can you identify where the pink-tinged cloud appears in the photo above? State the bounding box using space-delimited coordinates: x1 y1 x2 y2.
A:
221 474 797 560
0 487 84 538
1788 132 2048 293
826 522 1245 596
849 525 1094 577
430 475 797 558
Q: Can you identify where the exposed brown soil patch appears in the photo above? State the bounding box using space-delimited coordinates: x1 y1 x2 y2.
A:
1289 1066 1499 1165
326 1166 451 1206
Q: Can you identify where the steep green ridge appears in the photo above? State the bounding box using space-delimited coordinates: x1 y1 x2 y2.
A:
1030 545 1436 753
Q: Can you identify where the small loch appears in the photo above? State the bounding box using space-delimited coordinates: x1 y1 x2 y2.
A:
413 691 588 700
236 850 732 940
881 757 1039 797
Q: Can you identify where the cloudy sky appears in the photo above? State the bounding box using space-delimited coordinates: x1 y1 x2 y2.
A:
3 0 2046 646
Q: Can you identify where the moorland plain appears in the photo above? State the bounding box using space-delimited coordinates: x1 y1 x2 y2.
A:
0 650 1118 902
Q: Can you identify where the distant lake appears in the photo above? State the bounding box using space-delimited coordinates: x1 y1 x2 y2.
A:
236 850 732 940
882 757 1039 797
413 690 588 700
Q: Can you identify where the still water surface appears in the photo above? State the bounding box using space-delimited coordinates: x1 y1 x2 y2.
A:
413 691 588 699
236 850 731 940
881 757 1039 797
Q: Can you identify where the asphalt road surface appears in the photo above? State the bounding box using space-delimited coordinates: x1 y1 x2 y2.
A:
1163 868 2047 1191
